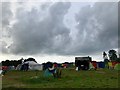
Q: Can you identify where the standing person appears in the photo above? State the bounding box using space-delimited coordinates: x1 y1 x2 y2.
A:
103 52 109 68
108 61 113 69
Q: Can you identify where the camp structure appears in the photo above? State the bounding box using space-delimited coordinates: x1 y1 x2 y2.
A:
75 56 92 70
16 64 22 70
43 62 54 70
16 61 43 71
91 61 97 69
24 61 43 70
89 62 95 70
114 63 120 70
111 61 118 68
8 66 15 70
0 70 2 75
97 62 105 68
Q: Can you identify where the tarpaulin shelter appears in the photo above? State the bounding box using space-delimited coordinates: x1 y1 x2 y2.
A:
24 61 43 70
114 63 120 70
44 69 54 77
0 70 2 74
1 66 8 75
91 61 97 69
97 62 105 68
16 61 43 71
111 61 118 68
2 66 8 70
62 64 67 68
53 64 58 68
16 64 22 70
89 62 95 70
57 64 62 68
8 66 15 70
43 62 53 70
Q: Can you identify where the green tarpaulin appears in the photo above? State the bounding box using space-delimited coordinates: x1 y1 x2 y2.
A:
114 64 120 70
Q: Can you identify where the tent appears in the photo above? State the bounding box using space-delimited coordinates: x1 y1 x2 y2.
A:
43 62 53 70
91 61 97 69
16 64 22 70
16 61 43 71
114 63 120 70
89 62 95 70
53 64 58 68
112 61 118 68
2 66 8 70
29 64 43 70
61 64 67 68
0 70 2 74
44 69 53 77
24 61 43 70
8 66 15 70
97 62 105 68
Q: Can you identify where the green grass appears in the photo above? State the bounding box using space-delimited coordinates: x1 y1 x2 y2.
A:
2 68 120 88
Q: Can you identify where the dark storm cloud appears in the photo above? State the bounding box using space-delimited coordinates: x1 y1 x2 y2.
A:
0 41 8 53
2 2 12 27
1 2 13 53
74 2 118 54
2 2 118 56
9 2 71 55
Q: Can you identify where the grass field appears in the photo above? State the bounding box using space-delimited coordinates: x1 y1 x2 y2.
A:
1 68 120 88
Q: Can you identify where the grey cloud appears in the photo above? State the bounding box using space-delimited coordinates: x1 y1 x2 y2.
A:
74 2 118 54
2 2 12 27
3 2 118 56
0 41 8 53
9 2 71 55
1 2 13 53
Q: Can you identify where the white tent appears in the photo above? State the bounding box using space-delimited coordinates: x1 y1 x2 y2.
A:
0 70 2 74
29 64 43 70
24 61 43 70
16 64 22 70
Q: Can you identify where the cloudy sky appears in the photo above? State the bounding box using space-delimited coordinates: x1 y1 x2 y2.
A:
0 0 118 63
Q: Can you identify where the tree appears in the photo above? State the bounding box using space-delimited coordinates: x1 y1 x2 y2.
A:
24 58 37 63
103 51 107 58
108 49 117 61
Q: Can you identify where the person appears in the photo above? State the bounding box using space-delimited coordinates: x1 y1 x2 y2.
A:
108 61 113 69
48 65 56 73
44 62 62 78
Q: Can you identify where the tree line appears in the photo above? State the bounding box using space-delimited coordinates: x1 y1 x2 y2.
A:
1 58 37 67
103 49 120 62
1 49 120 67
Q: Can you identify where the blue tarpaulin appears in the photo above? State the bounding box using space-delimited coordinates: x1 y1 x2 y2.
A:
97 62 105 68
